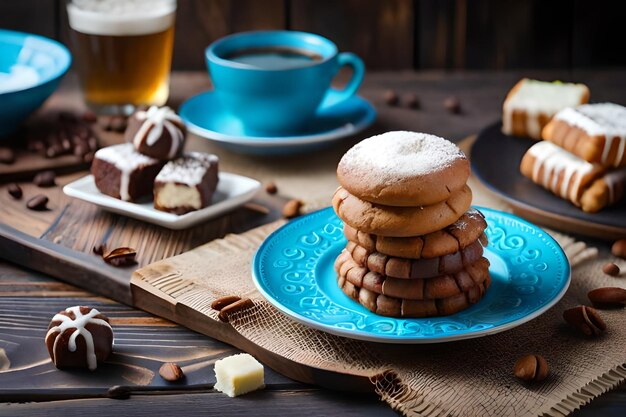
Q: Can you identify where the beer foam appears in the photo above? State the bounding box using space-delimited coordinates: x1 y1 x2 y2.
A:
67 0 176 36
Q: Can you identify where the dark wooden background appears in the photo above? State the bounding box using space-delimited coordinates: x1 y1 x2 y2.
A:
0 0 623 71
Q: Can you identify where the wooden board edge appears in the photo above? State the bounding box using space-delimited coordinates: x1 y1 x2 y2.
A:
0 223 133 304
130 276 377 393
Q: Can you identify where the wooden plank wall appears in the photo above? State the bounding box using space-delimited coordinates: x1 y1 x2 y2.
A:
0 0 623 70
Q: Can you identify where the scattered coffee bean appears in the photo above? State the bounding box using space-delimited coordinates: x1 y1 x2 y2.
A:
8 183 22 199
514 354 549 383
444 96 462 114
588 287 626 308
211 295 242 311
612 239 626 259
265 181 278 195
81 110 97 123
563 305 606 337
83 152 95 163
282 199 303 219
103 247 137 267
383 90 399 106
26 194 49 211
159 362 184 382
93 243 107 256
109 116 127 133
218 298 254 322
0 147 15 164
405 93 420 109
33 170 56 187
602 262 620 277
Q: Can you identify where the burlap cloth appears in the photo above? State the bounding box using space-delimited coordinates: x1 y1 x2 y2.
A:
134 146 626 416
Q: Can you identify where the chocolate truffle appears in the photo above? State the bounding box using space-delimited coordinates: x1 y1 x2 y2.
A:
45 306 113 371
154 152 219 214
91 143 165 202
125 106 186 160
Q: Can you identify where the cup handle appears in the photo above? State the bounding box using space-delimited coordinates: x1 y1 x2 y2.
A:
320 52 365 109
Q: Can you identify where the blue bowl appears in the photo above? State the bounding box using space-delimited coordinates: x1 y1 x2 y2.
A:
0 29 71 138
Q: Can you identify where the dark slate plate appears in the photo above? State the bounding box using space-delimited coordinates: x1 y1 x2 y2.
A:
471 122 626 240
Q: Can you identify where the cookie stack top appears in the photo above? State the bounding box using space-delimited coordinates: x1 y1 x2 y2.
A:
334 131 472 237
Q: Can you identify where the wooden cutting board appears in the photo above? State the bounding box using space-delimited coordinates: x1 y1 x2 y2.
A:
0 164 375 395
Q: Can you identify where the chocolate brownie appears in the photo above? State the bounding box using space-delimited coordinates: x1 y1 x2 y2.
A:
91 143 164 202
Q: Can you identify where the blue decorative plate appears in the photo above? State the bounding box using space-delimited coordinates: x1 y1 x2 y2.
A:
252 206 571 344
179 91 376 155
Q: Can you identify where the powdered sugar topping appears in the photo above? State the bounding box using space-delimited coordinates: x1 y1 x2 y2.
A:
339 131 465 182
156 151 218 186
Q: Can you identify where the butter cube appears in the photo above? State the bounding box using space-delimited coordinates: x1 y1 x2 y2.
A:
214 353 265 397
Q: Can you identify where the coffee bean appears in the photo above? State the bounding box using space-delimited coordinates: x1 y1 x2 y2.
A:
588 287 626 308
383 90 399 106
405 93 420 109
211 295 242 311
33 170 56 187
83 152 95 163
26 195 49 211
265 181 278 194
514 354 549 383
563 305 606 337
74 143 89 157
159 362 184 382
8 183 22 199
444 96 462 114
612 239 626 259
103 247 137 267
81 110 97 123
602 263 620 277
0 147 15 164
45 145 62 158
109 116 127 133
282 199 303 219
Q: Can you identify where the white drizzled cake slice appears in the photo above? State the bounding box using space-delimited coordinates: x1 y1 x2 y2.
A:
502 79 589 139
154 151 219 214
542 103 626 168
91 143 165 202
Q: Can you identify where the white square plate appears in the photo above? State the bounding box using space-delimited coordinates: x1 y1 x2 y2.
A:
63 173 261 230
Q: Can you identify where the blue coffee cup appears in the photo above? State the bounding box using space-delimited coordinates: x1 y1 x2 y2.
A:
206 30 364 135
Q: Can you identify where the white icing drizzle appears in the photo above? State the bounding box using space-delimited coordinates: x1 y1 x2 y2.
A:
528 141 598 203
155 151 218 186
94 144 160 201
133 106 184 159
554 103 626 167
502 79 588 138
45 306 112 371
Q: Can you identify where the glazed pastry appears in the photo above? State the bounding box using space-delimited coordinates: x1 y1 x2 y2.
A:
154 152 219 214
343 208 488 260
502 79 589 139
125 106 186 160
92 143 165 202
332 185 472 237
337 131 470 207
45 306 113 370
542 103 626 168
519 141 626 212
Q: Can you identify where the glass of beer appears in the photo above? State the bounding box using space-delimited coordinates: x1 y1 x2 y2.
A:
67 0 176 114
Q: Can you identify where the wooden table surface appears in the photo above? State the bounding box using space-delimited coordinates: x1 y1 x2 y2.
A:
1 70 626 416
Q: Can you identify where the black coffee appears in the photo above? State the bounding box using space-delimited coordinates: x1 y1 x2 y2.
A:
225 47 322 70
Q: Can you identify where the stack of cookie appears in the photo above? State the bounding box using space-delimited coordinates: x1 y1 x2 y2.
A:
332 131 490 318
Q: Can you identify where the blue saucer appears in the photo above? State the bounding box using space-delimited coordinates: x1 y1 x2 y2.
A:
252 207 570 344
179 91 376 155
